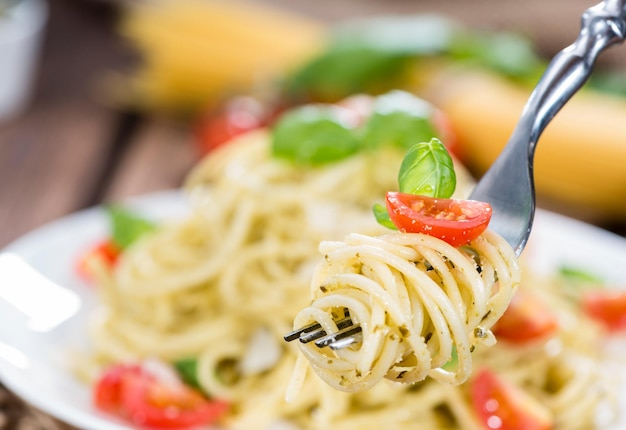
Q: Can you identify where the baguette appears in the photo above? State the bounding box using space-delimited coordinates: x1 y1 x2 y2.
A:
422 68 626 221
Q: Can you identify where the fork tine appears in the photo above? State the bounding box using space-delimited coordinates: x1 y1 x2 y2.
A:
315 324 362 348
283 320 322 342
284 309 352 342
298 315 356 343
328 330 363 350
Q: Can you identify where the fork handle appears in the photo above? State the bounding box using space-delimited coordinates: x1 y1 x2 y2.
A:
522 0 626 156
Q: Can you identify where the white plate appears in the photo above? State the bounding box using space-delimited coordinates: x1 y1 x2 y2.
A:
1 190 626 430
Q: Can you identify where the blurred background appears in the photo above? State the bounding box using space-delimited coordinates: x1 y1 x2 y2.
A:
2 0 626 251
2 0 626 427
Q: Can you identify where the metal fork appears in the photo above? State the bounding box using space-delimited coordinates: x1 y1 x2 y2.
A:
284 0 626 350
470 0 626 256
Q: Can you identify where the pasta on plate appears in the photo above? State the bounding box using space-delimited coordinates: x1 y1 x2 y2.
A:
82 130 617 430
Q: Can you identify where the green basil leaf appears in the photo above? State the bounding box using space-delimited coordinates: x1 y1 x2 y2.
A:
373 203 397 230
107 206 156 250
363 90 440 150
442 345 458 371
559 266 604 284
271 105 361 165
285 15 457 102
285 48 411 102
398 137 456 198
449 31 544 83
173 357 202 390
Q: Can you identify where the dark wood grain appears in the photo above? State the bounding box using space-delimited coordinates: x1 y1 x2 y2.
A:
103 118 197 202
0 0 133 248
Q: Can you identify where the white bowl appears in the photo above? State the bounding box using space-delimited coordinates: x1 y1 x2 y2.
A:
0 0 48 122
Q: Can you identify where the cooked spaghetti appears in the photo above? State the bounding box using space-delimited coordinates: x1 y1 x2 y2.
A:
84 130 617 430
288 229 520 394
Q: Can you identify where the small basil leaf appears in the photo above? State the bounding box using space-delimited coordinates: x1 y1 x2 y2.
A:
398 137 456 198
271 105 361 165
373 203 397 230
559 266 604 284
107 206 156 250
362 90 440 150
173 358 202 390
442 345 458 371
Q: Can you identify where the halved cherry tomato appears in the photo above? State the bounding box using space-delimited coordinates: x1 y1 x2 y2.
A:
76 239 120 281
121 371 229 429
581 289 626 332
94 363 229 429
195 96 268 155
94 363 143 412
471 368 553 430
385 192 492 247
492 291 559 343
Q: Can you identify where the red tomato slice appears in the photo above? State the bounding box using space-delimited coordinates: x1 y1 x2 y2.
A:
76 239 120 281
385 192 492 247
94 363 228 429
471 369 553 430
492 291 559 343
336 94 375 125
121 372 229 429
196 96 268 155
581 289 626 332
94 364 143 412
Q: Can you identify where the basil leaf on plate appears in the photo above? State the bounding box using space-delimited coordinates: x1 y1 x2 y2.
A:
559 266 604 284
397 137 456 198
271 104 361 165
173 357 202 390
362 90 440 150
107 206 156 250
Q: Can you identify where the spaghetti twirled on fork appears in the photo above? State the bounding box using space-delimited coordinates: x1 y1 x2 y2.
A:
287 229 520 395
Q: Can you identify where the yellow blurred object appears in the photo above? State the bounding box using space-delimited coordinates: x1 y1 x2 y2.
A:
423 68 626 222
119 0 326 113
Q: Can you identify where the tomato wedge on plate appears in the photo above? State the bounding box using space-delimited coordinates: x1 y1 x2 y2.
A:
94 364 142 412
94 363 229 429
492 291 559 343
196 96 268 155
76 239 120 281
471 369 553 430
581 289 626 332
385 192 492 247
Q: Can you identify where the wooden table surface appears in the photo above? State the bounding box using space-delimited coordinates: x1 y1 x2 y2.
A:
1 0 625 428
